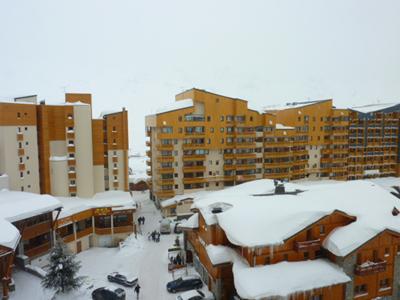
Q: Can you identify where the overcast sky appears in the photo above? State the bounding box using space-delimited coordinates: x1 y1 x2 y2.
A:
1 0 399 152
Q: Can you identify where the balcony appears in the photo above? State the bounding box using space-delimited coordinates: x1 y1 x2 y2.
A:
19 163 25 171
67 146 75 153
355 260 387 276
146 140 151 147
236 142 256 148
146 169 152 176
156 179 174 185
146 160 152 166
294 239 321 252
235 153 257 159
68 173 76 179
182 154 206 161
155 190 175 198
17 132 24 141
183 166 206 172
67 159 76 166
223 164 236 171
156 144 173 151
236 164 256 171
157 167 174 174
157 156 174 163
223 153 235 159
182 143 206 150
18 148 25 156
146 150 152 157
67 132 75 139
236 174 256 182
183 177 206 184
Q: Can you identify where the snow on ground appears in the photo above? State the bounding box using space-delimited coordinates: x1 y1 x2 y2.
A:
11 191 208 300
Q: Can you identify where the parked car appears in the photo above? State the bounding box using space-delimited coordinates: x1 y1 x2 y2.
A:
91 287 126 300
107 272 138 287
176 290 214 300
160 218 172 234
167 275 203 293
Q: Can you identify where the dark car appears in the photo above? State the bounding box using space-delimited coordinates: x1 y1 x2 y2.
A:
167 275 203 293
174 222 183 234
107 272 138 287
91 287 126 300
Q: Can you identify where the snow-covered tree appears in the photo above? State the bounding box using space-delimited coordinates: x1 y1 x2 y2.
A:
42 238 84 294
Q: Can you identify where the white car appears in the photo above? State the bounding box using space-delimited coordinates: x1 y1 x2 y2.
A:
176 289 214 300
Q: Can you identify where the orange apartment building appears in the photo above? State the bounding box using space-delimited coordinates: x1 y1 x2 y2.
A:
0 93 129 198
145 88 400 203
180 179 400 300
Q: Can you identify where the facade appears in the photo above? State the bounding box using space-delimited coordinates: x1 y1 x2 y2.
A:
180 179 400 300
146 88 400 203
0 93 129 198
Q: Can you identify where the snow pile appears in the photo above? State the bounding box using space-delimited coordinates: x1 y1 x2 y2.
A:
233 259 350 299
0 218 20 250
58 191 135 218
129 154 149 184
193 179 400 256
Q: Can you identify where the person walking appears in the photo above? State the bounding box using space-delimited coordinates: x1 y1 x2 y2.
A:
142 216 146 225
134 284 141 299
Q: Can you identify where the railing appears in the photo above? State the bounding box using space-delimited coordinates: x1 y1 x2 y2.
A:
355 260 387 276
294 239 321 252
76 227 93 239
114 225 134 234
24 242 51 258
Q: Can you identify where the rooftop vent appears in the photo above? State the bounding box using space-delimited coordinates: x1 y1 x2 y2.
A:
274 180 285 194
211 207 223 214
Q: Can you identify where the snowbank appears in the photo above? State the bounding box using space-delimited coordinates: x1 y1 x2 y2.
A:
233 259 350 299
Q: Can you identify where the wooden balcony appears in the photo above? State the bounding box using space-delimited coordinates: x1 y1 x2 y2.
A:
24 242 51 258
223 164 236 171
183 177 206 184
157 167 174 174
63 234 75 244
67 146 75 153
18 148 25 156
76 227 93 239
155 190 175 198
235 142 256 148
113 181 119 188
146 150 152 157
146 140 151 147
236 164 256 171
182 154 206 161
223 153 235 159
68 172 76 179
113 169 119 175
68 159 76 166
182 143 207 150
156 179 174 185
157 156 174 163
236 174 256 181
156 144 174 151
112 156 118 163
183 166 206 172
22 221 52 240
235 153 257 159
19 163 25 171
17 133 24 141
355 260 387 276
67 132 75 139
294 239 321 252
69 186 77 193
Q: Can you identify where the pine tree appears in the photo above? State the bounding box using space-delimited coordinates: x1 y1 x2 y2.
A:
42 237 84 294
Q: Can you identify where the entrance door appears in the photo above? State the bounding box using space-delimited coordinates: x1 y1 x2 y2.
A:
186 250 193 264
76 241 82 253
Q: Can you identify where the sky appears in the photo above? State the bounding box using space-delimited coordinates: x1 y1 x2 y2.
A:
1 0 400 153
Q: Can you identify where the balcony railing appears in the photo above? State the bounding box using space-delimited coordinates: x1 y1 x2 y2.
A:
294 239 321 252
355 260 387 276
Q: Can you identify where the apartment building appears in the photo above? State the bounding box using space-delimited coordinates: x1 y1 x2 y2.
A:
145 88 400 203
180 179 400 300
0 93 129 197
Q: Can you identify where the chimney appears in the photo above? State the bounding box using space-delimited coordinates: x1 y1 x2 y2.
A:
274 180 285 194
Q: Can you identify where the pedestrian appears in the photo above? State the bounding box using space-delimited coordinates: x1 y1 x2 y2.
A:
142 216 146 225
151 230 156 242
134 284 141 299
176 253 182 265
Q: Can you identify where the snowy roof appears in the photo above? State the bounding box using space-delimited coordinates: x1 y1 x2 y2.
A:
263 99 330 112
206 244 237 265
0 190 61 250
0 190 61 223
50 156 67 161
179 213 199 229
0 219 20 250
193 179 400 256
351 103 399 114
160 190 209 208
129 155 149 184
152 99 193 115
233 259 350 299
57 191 135 219
275 123 295 130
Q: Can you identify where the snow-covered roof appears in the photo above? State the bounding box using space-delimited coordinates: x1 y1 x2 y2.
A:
233 259 350 299
351 103 399 114
275 123 295 130
152 99 193 115
160 190 209 208
0 190 61 223
129 155 149 184
0 219 20 250
179 213 199 229
263 99 330 112
50 156 67 161
57 191 135 219
0 190 61 250
193 179 400 256
206 244 237 265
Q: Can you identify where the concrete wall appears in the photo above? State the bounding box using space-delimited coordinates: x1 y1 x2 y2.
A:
93 165 105 193
74 105 95 198
0 126 40 193
50 159 69 196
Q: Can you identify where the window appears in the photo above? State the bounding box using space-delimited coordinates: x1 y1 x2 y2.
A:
70 180 76 185
379 278 390 290
76 218 92 232
20 172 24 178
319 225 325 235
175 185 178 189
207 116 211 121
304 251 309 260
25 141 29 145
17 112 21 118
21 186 24 191
18 127 21 132
27 170 30 175
178 116 182 121
250 116 253 121
220 116 224 121
354 284 367 296
68 153 75 158
220 127 224 132
112 126 116 131
19 157 23 163
161 127 173 133
68 140 74 145
67 114 73 120
18 142 22 148
283 254 289 261
311 295 322 300
210 127 214 133
385 248 390 256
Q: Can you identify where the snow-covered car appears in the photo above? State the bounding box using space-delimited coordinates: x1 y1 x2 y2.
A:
160 218 172 234
91 286 126 300
107 272 138 287
167 275 203 293
176 289 214 300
